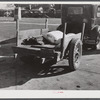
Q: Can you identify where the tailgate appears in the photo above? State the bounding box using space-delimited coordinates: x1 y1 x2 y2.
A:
12 45 55 58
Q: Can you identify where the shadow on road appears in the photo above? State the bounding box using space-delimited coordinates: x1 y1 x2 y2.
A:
0 57 16 89
35 60 72 78
83 49 100 55
0 56 72 88
14 58 72 85
0 37 16 45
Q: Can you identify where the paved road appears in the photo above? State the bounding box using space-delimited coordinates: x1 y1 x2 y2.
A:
0 43 100 90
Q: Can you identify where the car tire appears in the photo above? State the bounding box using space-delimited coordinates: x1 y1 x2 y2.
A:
68 38 82 71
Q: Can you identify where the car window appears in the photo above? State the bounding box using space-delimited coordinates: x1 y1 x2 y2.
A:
68 7 83 15
97 6 100 17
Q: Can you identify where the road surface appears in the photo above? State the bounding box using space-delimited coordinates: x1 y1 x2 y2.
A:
0 43 100 90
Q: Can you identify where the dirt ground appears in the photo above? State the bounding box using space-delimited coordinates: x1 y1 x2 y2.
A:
0 18 100 90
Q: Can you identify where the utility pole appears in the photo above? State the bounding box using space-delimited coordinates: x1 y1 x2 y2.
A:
14 5 21 21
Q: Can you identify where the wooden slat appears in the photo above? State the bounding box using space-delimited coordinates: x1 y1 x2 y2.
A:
31 44 55 49
18 29 48 46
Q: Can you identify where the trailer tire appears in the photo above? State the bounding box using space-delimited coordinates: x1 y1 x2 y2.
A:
68 38 82 71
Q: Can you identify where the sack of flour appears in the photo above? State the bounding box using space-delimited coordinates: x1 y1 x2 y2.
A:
43 31 64 44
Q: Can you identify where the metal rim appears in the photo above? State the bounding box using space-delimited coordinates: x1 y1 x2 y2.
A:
73 41 82 68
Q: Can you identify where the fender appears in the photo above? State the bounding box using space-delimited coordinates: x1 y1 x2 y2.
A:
91 25 100 43
91 25 100 35
62 32 82 58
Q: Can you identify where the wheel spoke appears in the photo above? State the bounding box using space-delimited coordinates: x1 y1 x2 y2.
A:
68 38 82 70
74 44 81 66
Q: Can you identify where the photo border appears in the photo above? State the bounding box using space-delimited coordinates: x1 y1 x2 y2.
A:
0 0 100 98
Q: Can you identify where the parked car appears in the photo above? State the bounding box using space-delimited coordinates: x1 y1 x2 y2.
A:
57 4 100 50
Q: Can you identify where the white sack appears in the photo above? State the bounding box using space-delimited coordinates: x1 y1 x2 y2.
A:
43 31 64 44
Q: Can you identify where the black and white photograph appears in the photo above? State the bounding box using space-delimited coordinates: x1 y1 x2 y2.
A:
0 1 100 93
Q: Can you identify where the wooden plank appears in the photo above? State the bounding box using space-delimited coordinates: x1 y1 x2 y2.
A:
12 46 40 57
31 44 55 49
12 45 55 57
18 29 48 46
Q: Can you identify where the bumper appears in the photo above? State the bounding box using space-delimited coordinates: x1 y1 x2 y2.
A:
83 39 96 45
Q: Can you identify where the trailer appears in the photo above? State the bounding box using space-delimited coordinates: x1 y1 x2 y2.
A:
12 6 86 71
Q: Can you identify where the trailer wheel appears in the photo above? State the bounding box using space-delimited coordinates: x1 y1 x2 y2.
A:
68 38 82 71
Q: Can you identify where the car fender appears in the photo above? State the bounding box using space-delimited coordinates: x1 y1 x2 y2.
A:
91 25 100 36
91 25 100 42
63 33 81 54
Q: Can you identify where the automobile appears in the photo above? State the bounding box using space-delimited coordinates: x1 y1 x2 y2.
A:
57 4 100 50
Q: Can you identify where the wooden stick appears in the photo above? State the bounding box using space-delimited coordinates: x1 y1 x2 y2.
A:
61 22 67 59
45 18 48 29
16 15 19 46
81 22 85 42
